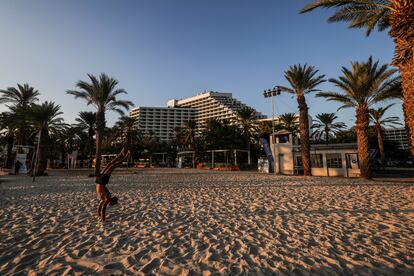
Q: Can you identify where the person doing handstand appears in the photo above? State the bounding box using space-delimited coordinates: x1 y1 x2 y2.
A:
96 148 131 222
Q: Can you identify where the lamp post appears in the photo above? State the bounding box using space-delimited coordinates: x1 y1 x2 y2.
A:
263 86 281 175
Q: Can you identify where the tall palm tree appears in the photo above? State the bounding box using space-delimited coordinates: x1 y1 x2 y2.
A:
369 104 402 163
317 57 398 178
26 101 65 176
279 64 326 176
67 73 133 175
75 111 96 168
301 0 414 156
312 113 346 143
235 107 258 162
0 83 40 145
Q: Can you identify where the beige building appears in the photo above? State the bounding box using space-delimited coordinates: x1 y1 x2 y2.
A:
270 131 360 177
130 106 195 142
168 91 265 132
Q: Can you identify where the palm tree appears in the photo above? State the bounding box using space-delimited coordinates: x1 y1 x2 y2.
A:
278 113 299 135
67 73 133 175
114 116 137 150
301 0 414 156
258 121 274 139
235 107 258 163
26 101 65 176
0 83 40 106
370 104 402 163
139 132 159 164
312 113 346 143
203 118 244 151
75 111 96 168
278 64 326 176
181 120 197 150
317 57 398 178
0 112 18 168
0 83 40 145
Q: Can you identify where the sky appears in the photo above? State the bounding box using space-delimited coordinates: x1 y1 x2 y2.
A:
0 0 400 127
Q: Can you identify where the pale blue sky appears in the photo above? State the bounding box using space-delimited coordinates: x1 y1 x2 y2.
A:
0 0 401 127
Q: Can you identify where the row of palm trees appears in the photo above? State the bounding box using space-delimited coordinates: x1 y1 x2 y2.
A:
0 74 134 176
276 57 401 178
0 65 402 178
0 84 65 175
298 0 414 173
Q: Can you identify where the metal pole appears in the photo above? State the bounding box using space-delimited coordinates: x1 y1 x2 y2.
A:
272 95 278 175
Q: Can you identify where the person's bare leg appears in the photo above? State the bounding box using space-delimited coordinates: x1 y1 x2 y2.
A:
102 151 131 175
102 200 110 222
98 200 104 218
101 148 126 172
98 200 105 218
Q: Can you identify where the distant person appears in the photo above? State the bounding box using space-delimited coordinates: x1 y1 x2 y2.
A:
96 148 131 222
14 160 22 175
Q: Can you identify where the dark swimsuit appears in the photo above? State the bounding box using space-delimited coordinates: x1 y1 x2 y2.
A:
96 174 111 185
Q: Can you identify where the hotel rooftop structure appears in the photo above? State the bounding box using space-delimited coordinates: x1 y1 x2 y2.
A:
168 91 265 132
131 91 265 142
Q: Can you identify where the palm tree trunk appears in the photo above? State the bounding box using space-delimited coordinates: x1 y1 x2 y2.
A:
5 136 14 169
389 0 414 157
35 129 49 176
355 104 371 179
95 110 105 176
375 124 386 164
297 94 311 176
19 121 28 146
324 126 329 144
88 128 94 168
399 61 414 157
60 144 66 168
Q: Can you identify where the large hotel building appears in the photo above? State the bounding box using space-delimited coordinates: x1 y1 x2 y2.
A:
130 106 195 142
131 91 265 142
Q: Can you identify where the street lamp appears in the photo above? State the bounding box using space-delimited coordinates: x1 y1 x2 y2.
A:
263 86 281 175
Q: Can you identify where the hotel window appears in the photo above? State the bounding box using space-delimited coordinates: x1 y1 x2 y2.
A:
326 153 342 168
311 154 323 168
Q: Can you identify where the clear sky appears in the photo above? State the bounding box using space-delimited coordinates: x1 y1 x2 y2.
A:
0 0 400 127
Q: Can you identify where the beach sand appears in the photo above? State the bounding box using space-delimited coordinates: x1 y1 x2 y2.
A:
0 169 413 275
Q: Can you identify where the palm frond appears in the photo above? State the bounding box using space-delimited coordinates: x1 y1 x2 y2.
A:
300 0 392 36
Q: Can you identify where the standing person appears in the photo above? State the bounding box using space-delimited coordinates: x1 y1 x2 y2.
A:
95 148 131 222
14 160 22 175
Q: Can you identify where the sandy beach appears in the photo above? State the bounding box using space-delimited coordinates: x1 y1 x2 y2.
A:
0 169 413 275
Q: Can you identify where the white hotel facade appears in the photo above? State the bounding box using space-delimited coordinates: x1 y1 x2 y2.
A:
131 91 265 142
130 106 195 142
